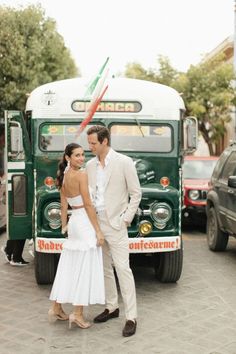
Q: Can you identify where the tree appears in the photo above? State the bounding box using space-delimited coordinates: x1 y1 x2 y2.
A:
0 5 78 113
124 55 236 155
125 62 155 81
125 56 179 87
179 55 236 155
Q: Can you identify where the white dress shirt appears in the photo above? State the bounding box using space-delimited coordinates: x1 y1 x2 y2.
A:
95 149 112 212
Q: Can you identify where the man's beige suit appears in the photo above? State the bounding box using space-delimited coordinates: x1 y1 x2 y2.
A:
86 148 141 320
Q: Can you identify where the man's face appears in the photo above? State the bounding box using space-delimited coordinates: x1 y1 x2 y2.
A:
87 133 107 156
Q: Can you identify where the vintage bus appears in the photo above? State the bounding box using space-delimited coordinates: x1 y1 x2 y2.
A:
5 77 197 284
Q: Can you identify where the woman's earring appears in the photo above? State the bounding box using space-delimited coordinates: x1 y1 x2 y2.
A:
64 160 70 174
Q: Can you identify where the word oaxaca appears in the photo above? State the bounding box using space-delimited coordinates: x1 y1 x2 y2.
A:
72 100 142 113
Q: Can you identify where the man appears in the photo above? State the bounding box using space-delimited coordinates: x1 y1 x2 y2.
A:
86 125 141 337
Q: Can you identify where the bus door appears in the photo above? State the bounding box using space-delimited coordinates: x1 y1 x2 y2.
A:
5 111 33 240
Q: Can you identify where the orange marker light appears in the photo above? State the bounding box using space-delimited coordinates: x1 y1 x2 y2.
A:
44 176 55 188
160 176 170 187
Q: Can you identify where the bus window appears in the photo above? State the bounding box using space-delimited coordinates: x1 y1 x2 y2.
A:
12 175 27 215
110 124 172 152
39 124 99 151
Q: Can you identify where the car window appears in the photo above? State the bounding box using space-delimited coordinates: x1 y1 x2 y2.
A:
220 151 236 182
183 159 218 179
212 149 230 179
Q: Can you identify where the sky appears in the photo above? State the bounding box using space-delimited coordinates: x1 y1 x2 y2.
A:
0 0 234 77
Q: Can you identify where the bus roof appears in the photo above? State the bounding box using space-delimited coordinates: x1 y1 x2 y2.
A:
26 77 185 120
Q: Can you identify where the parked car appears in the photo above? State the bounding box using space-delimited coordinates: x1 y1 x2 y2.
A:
182 155 218 225
206 142 236 251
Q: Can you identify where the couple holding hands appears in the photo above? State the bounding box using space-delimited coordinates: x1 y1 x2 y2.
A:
48 125 142 337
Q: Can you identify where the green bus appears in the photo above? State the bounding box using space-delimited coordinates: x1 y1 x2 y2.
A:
5 77 197 284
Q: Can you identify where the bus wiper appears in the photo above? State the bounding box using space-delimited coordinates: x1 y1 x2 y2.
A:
135 118 144 137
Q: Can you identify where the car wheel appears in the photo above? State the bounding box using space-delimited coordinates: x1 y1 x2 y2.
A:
207 207 228 251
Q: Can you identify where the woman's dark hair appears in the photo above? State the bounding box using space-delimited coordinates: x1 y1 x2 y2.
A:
56 143 82 189
87 125 110 145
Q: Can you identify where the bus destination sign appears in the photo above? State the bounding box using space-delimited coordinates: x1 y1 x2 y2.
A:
72 101 142 113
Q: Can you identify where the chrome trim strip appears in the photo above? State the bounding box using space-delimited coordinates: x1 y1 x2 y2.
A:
8 161 25 170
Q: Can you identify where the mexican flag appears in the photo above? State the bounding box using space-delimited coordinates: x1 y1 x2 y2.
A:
76 57 109 136
77 84 108 135
84 57 109 100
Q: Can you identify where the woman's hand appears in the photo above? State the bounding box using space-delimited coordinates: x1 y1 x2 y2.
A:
96 230 105 247
61 225 68 235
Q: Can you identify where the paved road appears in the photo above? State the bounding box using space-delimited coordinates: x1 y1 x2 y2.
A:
0 228 236 354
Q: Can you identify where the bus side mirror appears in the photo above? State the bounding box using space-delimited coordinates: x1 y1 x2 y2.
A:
183 116 198 152
10 125 23 154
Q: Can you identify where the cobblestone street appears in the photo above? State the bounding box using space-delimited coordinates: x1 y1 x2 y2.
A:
0 230 236 354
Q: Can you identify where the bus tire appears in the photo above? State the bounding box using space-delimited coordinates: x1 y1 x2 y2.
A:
35 251 58 285
153 248 183 283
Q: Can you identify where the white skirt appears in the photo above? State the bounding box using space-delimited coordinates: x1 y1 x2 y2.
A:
49 209 105 306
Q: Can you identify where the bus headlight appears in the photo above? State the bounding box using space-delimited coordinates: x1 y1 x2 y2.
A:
150 202 172 229
139 220 153 236
44 202 61 229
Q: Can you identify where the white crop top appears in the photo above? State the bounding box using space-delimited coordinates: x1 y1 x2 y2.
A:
66 195 83 207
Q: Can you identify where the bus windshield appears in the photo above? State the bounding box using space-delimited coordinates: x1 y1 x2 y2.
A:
110 124 172 152
39 123 172 152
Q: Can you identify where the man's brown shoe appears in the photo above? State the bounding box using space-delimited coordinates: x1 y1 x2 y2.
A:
93 308 119 323
122 320 137 337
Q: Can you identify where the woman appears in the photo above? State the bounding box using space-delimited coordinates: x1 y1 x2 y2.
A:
48 143 105 329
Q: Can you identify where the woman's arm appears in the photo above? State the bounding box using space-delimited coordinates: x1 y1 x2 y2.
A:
60 186 68 234
79 171 104 246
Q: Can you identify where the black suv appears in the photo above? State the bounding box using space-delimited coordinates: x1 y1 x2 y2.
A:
206 142 236 251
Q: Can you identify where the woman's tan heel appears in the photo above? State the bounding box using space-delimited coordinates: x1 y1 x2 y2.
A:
68 313 91 329
48 308 69 323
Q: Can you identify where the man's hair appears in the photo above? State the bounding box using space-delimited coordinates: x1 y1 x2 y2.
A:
87 125 110 145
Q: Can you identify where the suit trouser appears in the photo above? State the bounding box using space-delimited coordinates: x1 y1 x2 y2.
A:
97 211 137 320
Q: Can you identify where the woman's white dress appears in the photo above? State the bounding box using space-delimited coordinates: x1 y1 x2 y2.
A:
49 195 105 306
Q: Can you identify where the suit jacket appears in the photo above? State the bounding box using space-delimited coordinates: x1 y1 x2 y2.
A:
86 148 142 230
